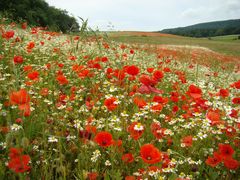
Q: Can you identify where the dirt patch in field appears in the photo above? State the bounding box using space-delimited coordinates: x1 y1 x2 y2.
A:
112 31 181 38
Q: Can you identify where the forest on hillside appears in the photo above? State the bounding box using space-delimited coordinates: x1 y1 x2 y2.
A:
0 0 79 33
161 19 240 37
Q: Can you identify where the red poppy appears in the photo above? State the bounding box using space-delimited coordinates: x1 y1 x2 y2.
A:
126 65 140 76
9 148 23 159
104 97 118 111
8 155 31 173
27 41 35 49
163 67 171 72
125 176 135 180
87 172 98 180
94 131 113 147
218 144 234 159
8 148 31 173
181 136 193 147
224 126 237 137
147 67 154 73
13 56 24 64
140 144 162 164
230 80 240 89
205 152 222 167
56 74 68 85
113 69 125 81
21 22 27 29
122 153 134 163
206 109 223 125
224 158 239 170
10 89 30 105
27 71 39 80
127 122 144 140
139 75 157 87
232 97 240 104
133 97 147 108
153 70 164 81
186 85 202 99
219 89 229 98
23 65 32 72
138 85 163 94
3 30 15 39
153 96 168 104
18 103 31 117
170 92 179 102
150 122 166 139
151 103 163 112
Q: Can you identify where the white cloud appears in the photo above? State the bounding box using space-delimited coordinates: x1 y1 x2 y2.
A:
45 0 240 31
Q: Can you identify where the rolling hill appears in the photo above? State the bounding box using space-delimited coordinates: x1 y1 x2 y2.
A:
161 19 240 37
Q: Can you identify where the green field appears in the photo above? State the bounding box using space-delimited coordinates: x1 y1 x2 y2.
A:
108 32 240 56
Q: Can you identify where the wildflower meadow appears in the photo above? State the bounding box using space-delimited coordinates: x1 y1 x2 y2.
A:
0 19 239 180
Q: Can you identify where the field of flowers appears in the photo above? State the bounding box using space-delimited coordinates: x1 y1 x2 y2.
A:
0 20 239 180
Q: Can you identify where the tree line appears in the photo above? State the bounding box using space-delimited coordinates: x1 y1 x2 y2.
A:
0 0 80 33
161 19 240 37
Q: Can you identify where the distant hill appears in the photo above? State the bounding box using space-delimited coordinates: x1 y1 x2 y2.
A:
161 19 240 37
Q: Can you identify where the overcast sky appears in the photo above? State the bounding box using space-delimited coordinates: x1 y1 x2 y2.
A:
45 0 240 31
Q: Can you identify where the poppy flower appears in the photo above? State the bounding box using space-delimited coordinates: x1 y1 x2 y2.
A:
127 122 144 140
230 80 240 89
27 41 35 49
133 97 147 108
8 154 31 173
181 136 193 147
153 96 168 104
21 22 27 29
27 71 39 80
232 97 240 104
224 126 236 137
3 30 15 39
151 103 163 112
113 69 125 81
56 74 68 85
140 144 162 164
125 176 135 180
10 89 30 105
218 144 234 159
205 152 222 167
23 65 32 72
219 89 229 98
104 97 118 111
87 172 98 180
170 92 179 102
186 85 202 99
147 67 154 73
150 122 166 139
122 153 134 163
139 75 157 87
94 131 113 147
9 148 23 159
229 109 238 118
138 85 163 94
224 158 239 170
18 103 31 117
8 148 31 173
153 70 164 81
126 65 139 76
13 56 24 64
206 109 223 125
